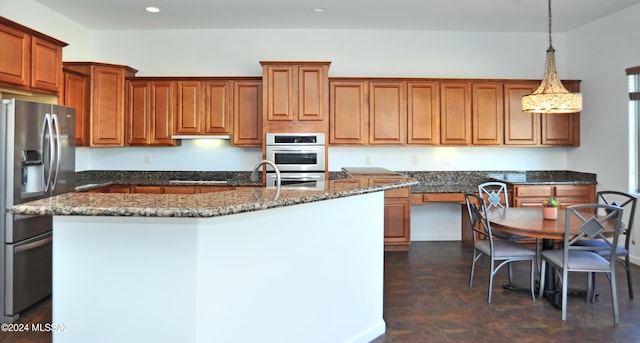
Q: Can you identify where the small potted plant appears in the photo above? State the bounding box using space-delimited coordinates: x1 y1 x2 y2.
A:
542 197 560 220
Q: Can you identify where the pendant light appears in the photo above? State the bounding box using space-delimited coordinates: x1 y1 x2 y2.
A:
522 0 582 113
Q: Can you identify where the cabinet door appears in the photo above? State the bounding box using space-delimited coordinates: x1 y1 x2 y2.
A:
504 82 540 145
472 82 503 145
407 81 439 145
440 82 471 145
132 186 163 194
150 81 176 145
264 65 295 121
164 186 196 194
369 81 406 145
329 81 368 145
175 81 202 134
232 80 262 146
91 66 126 146
541 81 580 146
0 21 30 87
298 65 327 121
203 80 231 134
63 70 89 146
126 80 150 145
30 36 62 92
383 198 411 249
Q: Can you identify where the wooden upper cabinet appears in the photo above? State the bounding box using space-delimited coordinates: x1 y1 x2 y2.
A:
329 80 368 145
63 62 138 147
91 65 128 146
232 80 262 146
298 65 327 121
407 81 439 145
261 61 330 134
504 80 580 146
472 82 503 145
63 68 89 146
174 80 231 136
0 17 67 95
541 80 580 146
175 80 202 134
203 80 231 134
263 65 294 121
369 81 406 145
126 79 177 146
31 37 62 93
504 82 540 145
440 81 471 145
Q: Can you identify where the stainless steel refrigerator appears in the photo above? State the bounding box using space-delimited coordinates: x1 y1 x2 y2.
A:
0 99 75 323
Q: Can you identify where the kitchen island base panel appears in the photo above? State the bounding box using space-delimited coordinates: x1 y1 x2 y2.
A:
52 192 386 343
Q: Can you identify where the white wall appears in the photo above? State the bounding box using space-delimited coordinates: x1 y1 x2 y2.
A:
567 4 640 263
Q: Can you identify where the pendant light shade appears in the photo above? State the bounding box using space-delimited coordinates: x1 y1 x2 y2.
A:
522 0 582 114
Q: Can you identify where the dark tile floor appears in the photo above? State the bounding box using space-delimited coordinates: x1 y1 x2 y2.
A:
373 241 640 343
2 241 640 343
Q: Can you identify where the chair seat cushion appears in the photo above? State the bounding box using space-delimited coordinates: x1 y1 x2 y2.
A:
541 249 611 271
574 239 628 257
475 239 535 258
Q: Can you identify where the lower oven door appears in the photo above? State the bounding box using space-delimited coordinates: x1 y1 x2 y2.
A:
265 146 325 172
4 231 52 317
266 173 325 190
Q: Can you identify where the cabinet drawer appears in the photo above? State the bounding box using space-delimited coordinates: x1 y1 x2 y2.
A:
384 187 410 198
422 193 465 203
514 185 552 198
555 185 593 197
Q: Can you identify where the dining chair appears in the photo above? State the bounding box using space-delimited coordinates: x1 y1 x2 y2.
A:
465 193 536 303
538 203 624 324
478 181 541 274
574 191 637 299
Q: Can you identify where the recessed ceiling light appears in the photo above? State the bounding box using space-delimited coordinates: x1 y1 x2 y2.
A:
313 6 328 13
146 6 160 13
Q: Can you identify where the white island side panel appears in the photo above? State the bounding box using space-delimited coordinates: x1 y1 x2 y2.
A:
52 192 385 343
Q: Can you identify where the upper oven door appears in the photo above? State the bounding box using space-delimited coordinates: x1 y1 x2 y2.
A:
265 145 325 172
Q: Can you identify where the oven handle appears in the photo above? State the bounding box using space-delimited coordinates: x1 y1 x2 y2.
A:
14 235 52 253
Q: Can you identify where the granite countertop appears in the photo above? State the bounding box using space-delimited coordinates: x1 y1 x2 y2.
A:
405 170 597 194
12 174 417 218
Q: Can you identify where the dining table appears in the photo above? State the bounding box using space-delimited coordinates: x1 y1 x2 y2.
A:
486 206 616 308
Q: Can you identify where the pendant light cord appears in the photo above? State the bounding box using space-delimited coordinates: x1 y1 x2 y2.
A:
548 0 553 47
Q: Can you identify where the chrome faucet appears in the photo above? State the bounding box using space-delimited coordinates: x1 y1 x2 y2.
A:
250 160 281 200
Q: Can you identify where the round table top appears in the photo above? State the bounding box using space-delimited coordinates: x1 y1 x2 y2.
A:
485 207 605 240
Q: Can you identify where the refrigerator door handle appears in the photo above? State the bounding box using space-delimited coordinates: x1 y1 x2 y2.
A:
42 113 54 192
50 114 61 191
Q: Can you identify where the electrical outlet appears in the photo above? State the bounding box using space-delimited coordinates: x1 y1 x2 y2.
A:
365 155 372 165
143 155 150 164
441 156 450 166
412 155 418 165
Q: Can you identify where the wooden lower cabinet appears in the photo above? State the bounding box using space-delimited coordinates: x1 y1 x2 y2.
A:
512 184 596 208
381 185 411 251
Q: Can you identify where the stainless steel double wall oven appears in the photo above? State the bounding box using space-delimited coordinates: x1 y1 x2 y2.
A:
265 133 326 189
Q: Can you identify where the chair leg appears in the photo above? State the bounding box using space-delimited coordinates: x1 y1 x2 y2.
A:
530 259 535 301
610 271 619 325
624 258 634 299
470 250 479 288
584 272 596 302
488 259 495 303
538 260 546 299
561 268 568 321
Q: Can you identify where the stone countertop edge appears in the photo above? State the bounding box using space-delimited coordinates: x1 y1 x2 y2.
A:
12 177 418 218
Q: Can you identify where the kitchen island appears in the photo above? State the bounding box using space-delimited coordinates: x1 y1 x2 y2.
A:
12 176 416 343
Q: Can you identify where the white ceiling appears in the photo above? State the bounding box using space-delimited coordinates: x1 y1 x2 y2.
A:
32 0 640 32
